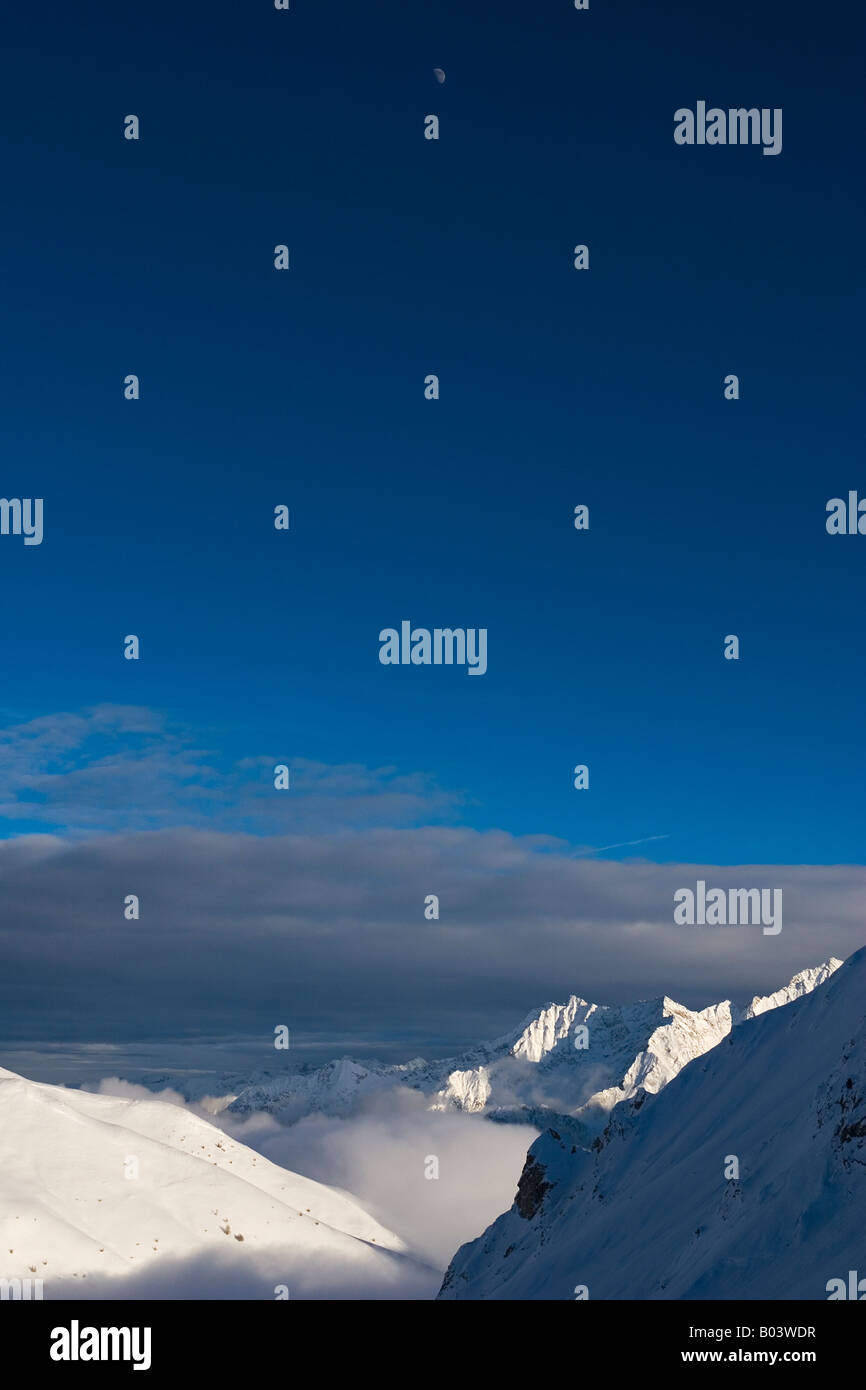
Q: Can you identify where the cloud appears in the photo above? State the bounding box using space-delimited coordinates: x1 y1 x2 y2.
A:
0 822 863 1053
0 705 863 1060
0 706 464 836
221 1091 537 1269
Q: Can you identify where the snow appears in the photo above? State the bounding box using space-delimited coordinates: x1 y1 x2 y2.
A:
741 958 842 1018
0 955 851 1301
0 1066 434 1298
438 948 863 1299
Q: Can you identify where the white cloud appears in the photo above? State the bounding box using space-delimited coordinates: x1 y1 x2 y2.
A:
221 1090 538 1269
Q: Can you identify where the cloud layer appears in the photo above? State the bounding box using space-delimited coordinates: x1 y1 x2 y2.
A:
1 822 863 1052
0 706 862 1058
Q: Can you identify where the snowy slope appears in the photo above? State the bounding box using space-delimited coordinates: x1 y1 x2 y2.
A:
177 959 839 1135
0 1066 433 1298
438 947 864 1300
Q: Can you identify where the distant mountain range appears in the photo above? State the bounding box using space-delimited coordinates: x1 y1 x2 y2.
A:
136 959 842 1139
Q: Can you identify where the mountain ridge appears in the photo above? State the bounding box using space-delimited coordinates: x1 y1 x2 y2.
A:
128 959 842 1134
438 946 864 1300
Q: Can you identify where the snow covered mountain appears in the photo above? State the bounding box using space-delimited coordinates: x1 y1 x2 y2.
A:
438 946 865 1300
741 960 842 1018
137 959 841 1136
0 1065 434 1298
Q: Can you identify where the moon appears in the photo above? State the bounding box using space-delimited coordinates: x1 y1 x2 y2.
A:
433 68 446 84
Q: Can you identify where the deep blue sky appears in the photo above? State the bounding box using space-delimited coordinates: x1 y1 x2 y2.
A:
0 0 863 866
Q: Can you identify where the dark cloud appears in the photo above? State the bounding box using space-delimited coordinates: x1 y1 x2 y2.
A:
0 824 862 1057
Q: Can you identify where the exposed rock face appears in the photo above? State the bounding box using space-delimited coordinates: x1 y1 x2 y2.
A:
816 1036 866 1171
515 1155 553 1220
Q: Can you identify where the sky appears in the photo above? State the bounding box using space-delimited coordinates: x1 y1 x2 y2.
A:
0 0 863 1072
